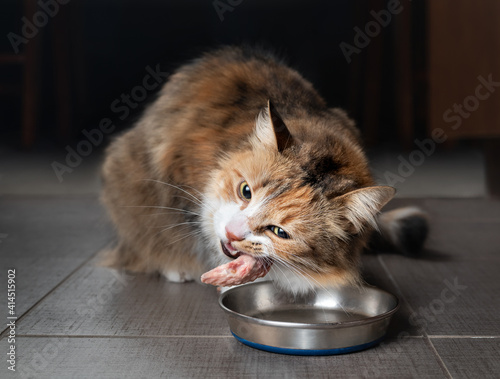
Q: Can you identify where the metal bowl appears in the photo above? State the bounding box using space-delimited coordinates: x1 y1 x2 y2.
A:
219 281 399 355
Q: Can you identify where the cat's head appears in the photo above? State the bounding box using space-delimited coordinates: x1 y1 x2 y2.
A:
202 101 395 293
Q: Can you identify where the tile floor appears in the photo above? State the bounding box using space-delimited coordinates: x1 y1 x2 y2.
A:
0 146 499 378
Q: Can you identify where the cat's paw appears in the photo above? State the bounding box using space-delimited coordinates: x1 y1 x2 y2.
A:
163 270 194 283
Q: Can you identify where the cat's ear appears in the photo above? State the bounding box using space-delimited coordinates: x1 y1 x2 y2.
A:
255 100 294 152
334 186 396 233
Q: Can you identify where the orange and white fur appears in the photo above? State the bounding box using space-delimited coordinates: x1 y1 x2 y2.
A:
101 47 428 293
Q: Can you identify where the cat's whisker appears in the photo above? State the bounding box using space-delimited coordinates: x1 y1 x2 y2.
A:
268 247 333 296
270 245 321 272
162 229 204 247
141 211 201 218
155 223 202 247
264 253 294 287
122 205 201 217
201 202 218 215
275 256 350 302
272 259 318 295
279 261 333 296
266 250 318 292
170 182 205 199
141 179 203 206
150 221 203 230
270 262 295 292
171 195 204 206
230 239 326 295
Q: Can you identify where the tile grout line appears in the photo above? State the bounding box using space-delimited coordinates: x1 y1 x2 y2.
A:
436 218 500 222
376 255 454 379
15 335 234 339
0 241 110 339
428 335 500 339
376 255 417 317
13 334 500 340
424 337 454 379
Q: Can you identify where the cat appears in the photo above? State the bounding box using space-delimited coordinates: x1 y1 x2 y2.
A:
100 46 428 293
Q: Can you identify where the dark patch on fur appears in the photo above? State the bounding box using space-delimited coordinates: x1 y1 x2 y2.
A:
301 242 347 269
261 176 294 198
261 179 273 188
235 80 248 93
300 155 342 190
266 182 292 200
219 115 235 129
230 80 250 108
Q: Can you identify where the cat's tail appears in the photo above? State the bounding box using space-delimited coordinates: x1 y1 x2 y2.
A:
370 207 429 256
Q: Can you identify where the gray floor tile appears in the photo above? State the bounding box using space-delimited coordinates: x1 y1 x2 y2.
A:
384 198 500 222
379 255 500 336
419 199 500 221
0 196 112 331
426 220 500 261
361 255 422 337
17 265 227 337
0 147 103 195
374 199 500 336
1 336 446 378
369 147 487 198
431 338 500 378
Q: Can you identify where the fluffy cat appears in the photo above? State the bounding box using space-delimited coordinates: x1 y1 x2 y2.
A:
101 47 428 293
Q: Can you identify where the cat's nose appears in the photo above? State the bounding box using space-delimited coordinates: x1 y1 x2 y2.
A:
225 226 245 242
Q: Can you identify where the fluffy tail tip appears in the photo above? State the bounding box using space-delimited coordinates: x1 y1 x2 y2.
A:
373 207 429 256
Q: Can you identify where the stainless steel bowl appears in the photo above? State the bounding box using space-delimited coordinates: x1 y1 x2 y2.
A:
219 281 399 355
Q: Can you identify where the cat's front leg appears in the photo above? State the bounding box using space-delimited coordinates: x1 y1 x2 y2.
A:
162 269 194 283
157 248 206 284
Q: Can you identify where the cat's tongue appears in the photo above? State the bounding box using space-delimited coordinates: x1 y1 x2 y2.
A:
200 254 272 287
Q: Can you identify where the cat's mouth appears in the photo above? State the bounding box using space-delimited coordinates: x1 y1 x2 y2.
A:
201 242 273 287
221 241 242 259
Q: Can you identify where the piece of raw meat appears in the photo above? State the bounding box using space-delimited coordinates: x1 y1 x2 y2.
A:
201 254 272 287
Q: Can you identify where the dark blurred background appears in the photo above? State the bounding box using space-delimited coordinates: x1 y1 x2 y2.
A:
0 0 499 196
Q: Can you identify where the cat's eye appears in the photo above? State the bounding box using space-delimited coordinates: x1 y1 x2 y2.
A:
238 181 252 201
269 226 290 239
